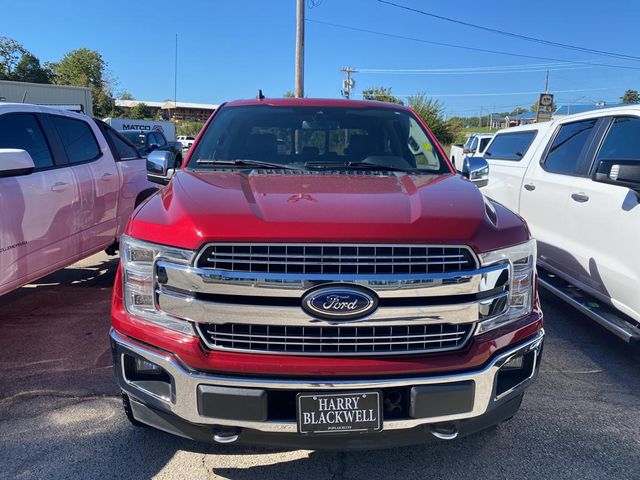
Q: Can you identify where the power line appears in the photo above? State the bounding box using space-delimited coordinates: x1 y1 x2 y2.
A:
306 19 640 71
359 87 610 98
378 0 640 62
359 61 577 72
358 63 592 75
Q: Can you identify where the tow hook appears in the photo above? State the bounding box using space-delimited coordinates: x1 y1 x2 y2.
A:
212 427 241 444
430 423 459 440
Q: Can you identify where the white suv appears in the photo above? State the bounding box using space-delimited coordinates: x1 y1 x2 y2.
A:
481 106 640 343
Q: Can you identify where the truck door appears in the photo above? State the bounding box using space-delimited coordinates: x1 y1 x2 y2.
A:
562 115 640 321
483 129 539 211
519 117 601 277
97 122 156 236
0 111 81 293
46 113 119 255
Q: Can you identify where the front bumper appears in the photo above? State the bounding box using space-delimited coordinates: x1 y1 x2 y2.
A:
111 328 544 448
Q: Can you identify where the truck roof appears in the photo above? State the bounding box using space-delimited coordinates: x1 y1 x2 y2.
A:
0 102 90 120
223 97 413 111
493 121 554 135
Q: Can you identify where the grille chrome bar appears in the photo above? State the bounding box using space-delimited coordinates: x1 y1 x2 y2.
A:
157 288 509 327
196 243 477 275
202 330 465 341
196 323 473 356
157 260 509 299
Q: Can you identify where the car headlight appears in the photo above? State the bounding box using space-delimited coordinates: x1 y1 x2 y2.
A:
476 239 537 334
120 235 195 335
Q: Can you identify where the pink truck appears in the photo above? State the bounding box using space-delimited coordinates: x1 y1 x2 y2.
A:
0 104 157 296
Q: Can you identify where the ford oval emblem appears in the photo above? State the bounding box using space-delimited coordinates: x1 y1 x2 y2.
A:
302 285 378 321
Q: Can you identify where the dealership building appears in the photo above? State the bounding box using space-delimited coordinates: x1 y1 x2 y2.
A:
115 99 218 122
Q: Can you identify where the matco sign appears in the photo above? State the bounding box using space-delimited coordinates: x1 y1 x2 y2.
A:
104 118 176 142
121 123 164 134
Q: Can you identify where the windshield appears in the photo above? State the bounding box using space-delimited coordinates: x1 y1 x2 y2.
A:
189 105 449 173
121 131 147 147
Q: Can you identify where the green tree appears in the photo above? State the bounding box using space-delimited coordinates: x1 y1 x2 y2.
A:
361 86 404 105
621 89 640 104
0 36 26 79
407 93 459 146
283 91 295 98
12 53 52 83
177 121 205 137
119 91 134 100
128 102 151 119
53 48 114 117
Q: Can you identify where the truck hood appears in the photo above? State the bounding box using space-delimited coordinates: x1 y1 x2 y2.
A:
128 170 529 253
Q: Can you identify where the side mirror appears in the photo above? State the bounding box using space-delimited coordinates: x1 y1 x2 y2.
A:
461 156 489 188
593 159 640 194
0 149 36 178
463 147 472 154
148 143 161 152
146 150 176 185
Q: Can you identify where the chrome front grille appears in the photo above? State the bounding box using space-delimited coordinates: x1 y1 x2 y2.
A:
196 243 477 275
196 323 473 356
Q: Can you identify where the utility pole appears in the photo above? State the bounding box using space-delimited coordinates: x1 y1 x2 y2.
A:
544 69 549 93
173 34 178 123
479 105 483 128
340 66 358 99
295 0 305 98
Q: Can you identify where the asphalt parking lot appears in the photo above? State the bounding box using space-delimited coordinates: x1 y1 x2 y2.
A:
1 252 639 480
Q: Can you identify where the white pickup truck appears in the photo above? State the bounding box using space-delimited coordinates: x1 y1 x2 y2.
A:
481 106 640 343
0 104 157 296
450 133 493 171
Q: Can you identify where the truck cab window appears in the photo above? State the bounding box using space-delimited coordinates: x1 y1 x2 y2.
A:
543 119 597 175
0 113 54 169
485 131 537 161
49 115 101 164
107 128 139 160
596 117 640 163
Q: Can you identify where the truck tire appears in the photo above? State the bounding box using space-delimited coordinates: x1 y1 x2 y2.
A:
121 393 145 427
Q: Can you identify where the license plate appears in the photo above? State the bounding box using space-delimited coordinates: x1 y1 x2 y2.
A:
297 391 382 434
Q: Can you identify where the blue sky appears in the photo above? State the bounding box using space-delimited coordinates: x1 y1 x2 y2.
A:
3 0 639 116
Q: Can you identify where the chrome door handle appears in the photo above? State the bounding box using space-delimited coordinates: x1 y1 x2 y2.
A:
571 192 589 203
101 172 114 181
51 181 70 192
524 183 536 191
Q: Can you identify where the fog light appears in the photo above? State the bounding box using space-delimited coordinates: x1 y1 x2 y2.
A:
496 350 536 397
134 358 163 375
502 355 524 370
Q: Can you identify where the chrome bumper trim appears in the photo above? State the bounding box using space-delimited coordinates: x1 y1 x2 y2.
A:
112 328 544 433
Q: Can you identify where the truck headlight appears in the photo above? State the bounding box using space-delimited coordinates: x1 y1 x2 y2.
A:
120 235 195 335
476 239 537 334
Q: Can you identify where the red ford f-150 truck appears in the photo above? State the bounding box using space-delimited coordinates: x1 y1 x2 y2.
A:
110 98 544 449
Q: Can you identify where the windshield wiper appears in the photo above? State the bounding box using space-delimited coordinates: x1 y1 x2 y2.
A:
195 159 300 170
305 161 415 172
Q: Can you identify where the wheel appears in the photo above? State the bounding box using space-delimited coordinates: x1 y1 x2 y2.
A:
121 393 145 427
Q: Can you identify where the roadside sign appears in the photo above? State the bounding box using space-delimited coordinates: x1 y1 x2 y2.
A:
536 93 554 122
